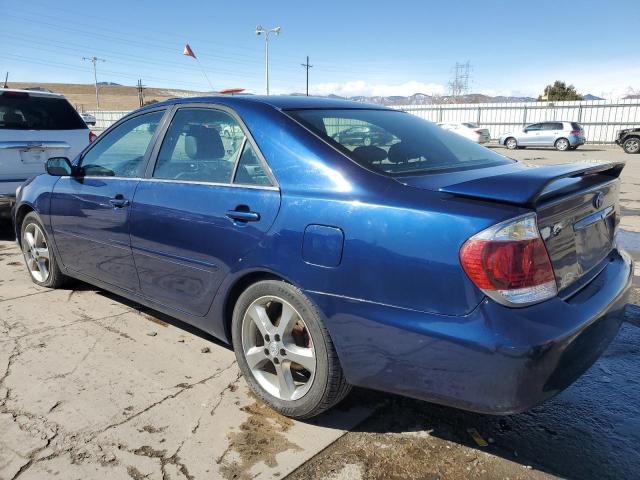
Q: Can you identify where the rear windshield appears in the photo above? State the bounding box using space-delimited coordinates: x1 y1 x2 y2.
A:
287 109 513 176
462 122 479 128
571 122 583 131
0 94 87 130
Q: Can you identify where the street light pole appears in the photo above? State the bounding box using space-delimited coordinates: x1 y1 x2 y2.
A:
82 56 106 110
255 25 281 95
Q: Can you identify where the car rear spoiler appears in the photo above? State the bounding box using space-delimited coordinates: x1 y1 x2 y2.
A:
439 161 625 207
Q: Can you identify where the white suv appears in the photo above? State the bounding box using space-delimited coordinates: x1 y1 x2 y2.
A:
0 89 94 221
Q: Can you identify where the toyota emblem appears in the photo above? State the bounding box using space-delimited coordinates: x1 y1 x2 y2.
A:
593 192 604 209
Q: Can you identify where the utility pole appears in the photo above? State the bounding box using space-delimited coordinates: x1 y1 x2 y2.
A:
82 56 106 110
137 79 145 107
255 25 281 95
2 72 8 88
301 56 313 96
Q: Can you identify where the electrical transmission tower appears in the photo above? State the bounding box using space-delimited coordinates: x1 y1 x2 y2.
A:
448 61 472 102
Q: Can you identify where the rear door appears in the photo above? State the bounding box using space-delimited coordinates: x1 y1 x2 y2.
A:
539 122 562 146
129 105 280 316
50 108 167 292
0 91 90 197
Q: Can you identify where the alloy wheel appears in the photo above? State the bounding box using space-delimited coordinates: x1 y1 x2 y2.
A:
556 138 569 151
506 138 517 149
22 223 50 283
241 295 316 401
624 138 640 154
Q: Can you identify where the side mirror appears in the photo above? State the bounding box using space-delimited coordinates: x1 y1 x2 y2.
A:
46 157 73 176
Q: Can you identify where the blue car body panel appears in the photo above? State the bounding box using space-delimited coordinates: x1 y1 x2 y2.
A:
13 96 632 414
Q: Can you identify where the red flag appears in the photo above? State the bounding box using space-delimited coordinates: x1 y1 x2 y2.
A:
183 44 196 59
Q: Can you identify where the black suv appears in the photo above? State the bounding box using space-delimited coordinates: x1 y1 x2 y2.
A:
615 128 640 154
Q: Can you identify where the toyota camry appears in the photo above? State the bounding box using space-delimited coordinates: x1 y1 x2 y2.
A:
13 96 632 419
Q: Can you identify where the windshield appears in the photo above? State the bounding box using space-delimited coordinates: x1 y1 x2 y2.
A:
287 109 512 176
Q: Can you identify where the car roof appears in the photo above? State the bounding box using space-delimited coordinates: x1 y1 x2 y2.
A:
0 88 65 98
141 94 390 112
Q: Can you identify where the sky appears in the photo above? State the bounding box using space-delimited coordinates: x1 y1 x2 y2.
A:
2 0 639 99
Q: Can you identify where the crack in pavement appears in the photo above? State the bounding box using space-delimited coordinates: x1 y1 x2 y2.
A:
93 359 238 440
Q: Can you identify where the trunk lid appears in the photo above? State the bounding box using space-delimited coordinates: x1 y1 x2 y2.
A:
399 161 624 292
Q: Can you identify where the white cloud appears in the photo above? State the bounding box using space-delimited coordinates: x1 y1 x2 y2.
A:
308 80 446 97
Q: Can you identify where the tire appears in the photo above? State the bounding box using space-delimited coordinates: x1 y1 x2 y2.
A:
623 137 640 154
555 137 570 151
231 280 351 419
505 137 517 150
20 212 68 288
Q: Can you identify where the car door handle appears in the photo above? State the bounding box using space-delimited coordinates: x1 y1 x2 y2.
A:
109 196 130 208
226 209 260 222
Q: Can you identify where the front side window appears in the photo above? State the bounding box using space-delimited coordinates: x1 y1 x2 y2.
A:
80 110 164 177
153 108 245 183
287 109 513 176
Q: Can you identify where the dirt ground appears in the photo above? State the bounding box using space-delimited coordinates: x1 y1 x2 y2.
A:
8 82 207 111
1 145 639 480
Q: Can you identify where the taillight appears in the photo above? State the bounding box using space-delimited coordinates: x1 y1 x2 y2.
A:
460 213 557 306
475 129 483 134
570 130 580 135
89 131 97 143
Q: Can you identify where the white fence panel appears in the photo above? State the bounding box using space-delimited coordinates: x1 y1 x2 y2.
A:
87 100 640 144
394 99 640 144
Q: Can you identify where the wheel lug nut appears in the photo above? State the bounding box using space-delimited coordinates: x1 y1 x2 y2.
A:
264 348 269 356
280 348 286 356
273 358 279 364
265 334 270 341
274 334 280 342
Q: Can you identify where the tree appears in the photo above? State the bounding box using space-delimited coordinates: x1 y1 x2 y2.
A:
538 81 582 101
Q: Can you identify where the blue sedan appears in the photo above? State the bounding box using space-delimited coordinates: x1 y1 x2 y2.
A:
13 96 632 419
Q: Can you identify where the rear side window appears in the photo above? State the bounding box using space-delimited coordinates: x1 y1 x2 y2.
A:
154 108 245 184
0 94 86 130
543 123 564 130
287 109 513 176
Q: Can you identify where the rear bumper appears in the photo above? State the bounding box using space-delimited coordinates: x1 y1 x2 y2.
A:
311 248 632 414
569 135 586 146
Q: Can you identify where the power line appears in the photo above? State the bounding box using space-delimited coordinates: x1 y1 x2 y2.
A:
82 56 106 109
301 56 313 96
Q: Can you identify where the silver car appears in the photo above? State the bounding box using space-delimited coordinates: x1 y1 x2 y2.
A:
499 121 586 151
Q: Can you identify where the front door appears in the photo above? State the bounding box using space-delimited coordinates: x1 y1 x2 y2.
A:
129 106 281 316
520 123 543 146
50 109 166 292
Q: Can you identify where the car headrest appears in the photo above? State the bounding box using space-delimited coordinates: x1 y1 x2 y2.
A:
185 125 224 159
2 111 24 126
387 142 419 164
351 146 388 163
